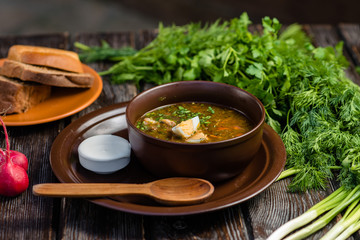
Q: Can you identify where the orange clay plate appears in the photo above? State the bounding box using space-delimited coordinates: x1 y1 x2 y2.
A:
0 59 103 126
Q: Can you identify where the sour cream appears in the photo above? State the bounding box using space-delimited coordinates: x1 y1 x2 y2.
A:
78 135 131 174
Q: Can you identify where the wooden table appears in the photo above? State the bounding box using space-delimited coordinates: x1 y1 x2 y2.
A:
0 24 360 240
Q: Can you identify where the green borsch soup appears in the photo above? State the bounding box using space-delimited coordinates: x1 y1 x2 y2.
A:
135 102 254 143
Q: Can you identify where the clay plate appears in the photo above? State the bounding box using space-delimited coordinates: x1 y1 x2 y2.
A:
0 59 103 126
50 102 286 216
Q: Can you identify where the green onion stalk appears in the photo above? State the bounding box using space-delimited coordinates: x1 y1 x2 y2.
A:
267 186 360 240
75 13 360 239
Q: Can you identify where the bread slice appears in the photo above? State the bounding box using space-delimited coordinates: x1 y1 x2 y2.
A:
1 60 94 88
0 75 51 114
7 45 84 73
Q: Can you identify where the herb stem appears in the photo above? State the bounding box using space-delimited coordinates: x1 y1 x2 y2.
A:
221 47 234 75
277 166 342 182
134 66 154 71
74 42 91 51
276 168 301 181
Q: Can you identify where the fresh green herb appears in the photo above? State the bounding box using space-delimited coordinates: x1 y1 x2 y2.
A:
77 14 360 190
76 13 360 238
207 106 215 114
173 106 195 119
136 121 148 131
74 40 137 63
201 115 212 125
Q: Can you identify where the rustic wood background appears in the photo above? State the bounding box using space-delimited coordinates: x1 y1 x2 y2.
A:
118 0 360 24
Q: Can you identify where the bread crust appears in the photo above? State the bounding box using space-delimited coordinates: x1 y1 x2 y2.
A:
1 60 94 88
7 45 84 73
0 75 51 114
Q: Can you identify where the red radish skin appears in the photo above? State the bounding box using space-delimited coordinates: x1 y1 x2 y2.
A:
10 150 28 170
0 149 28 170
0 117 29 197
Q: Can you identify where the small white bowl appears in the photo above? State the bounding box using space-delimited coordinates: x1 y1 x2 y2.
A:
78 135 131 174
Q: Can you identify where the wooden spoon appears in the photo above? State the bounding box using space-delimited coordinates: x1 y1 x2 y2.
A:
33 177 214 206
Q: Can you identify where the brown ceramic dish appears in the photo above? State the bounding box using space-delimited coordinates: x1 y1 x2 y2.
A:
50 102 286 216
126 81 265 182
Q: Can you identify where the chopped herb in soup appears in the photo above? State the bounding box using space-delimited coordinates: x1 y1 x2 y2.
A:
135 102 254 143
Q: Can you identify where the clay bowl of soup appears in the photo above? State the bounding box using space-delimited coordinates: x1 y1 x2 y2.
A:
126 81 265 182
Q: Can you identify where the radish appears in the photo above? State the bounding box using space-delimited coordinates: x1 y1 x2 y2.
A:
0 117 29 197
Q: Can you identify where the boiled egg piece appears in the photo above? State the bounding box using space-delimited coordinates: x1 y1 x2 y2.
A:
186 131 208 143
172 116 200 139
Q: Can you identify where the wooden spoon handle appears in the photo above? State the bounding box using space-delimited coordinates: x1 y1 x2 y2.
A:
33 183 150 198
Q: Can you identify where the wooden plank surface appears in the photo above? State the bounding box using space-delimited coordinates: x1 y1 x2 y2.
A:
0 34 69 240
0 24 360 239
339 24 360 67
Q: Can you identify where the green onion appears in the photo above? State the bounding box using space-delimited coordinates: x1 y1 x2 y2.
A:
267 186 348 240
320 198 360 239
268 186 360 240
335 219 360 240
